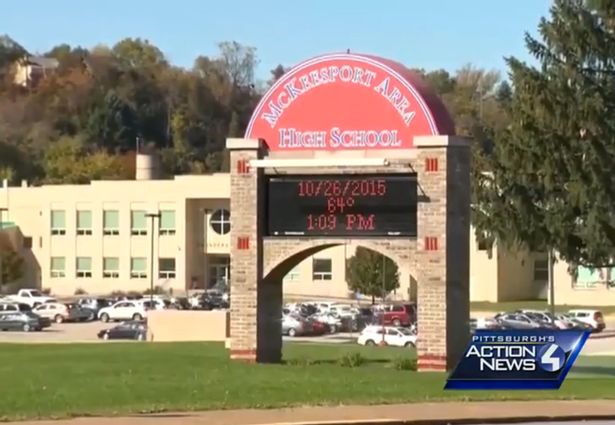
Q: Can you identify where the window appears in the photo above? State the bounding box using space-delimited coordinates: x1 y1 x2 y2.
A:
477 240 488 251
158 258 176 279
76 257 92 278
50 210 66 235
159 210 176 235
103 257 119 278
103 210 119 235
130 257 147 279
284 266 300 281
131 210 147 235
210 209 231 235
50 257 65 278
533 259 549 281
76 210 92 235
312 258 332 281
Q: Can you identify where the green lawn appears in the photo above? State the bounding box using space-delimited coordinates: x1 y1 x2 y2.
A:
0 342 613 420
471 301 615 315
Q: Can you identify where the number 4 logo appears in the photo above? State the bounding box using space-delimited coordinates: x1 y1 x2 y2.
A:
537 343 566 372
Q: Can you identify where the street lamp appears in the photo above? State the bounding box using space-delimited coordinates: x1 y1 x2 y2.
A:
145 212 160 308
380 254 387 346
0 207 8 290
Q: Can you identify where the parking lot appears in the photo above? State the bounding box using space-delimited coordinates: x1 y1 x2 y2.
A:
0 319 613 355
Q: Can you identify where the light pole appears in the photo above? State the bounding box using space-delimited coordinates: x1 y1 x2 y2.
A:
145 212 160 308
380 254 387 346
548 249 555 316
0 207 8 290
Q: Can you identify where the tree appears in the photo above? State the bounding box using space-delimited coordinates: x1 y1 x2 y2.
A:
267 64 287 86
482 0 615 267
112 38 166 69
0 247 24 287
346 247 399 304
43 136 131 183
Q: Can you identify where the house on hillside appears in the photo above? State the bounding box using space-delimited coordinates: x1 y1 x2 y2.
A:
13 55 59 88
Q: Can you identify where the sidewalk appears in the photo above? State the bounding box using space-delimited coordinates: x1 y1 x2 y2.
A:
8 400 615 425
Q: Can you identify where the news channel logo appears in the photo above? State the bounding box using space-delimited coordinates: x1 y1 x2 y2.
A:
445 329 590 390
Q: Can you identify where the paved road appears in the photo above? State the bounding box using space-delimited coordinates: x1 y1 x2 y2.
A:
5 400 615 425
0 320 613 356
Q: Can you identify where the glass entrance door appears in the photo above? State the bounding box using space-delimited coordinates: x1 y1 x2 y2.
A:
208 256 230 290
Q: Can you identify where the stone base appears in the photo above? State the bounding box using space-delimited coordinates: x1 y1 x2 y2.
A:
230 348 257 363
417 354 447 372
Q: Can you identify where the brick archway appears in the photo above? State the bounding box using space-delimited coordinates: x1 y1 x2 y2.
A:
226 135 471 372
263 239 415 286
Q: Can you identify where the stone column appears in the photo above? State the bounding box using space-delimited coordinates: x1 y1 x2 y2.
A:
226 138 262 363
415 135 471 372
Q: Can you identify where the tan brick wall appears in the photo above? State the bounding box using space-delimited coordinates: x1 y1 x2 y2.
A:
227 136 471 371
228 145 262 361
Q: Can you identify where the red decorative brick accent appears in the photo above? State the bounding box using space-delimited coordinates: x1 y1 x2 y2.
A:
425 157 439 172
424 236 438 251
236 158 250 174
417 354 447 372
237 236 250 250
230 349 257 363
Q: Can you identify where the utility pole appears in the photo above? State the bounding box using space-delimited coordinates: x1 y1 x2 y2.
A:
145 212 160 308
548 249 555 316
380 254 386 346
0 207 8 290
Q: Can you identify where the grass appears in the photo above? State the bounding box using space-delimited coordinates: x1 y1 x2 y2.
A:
471 301 615 315
0 342 613 421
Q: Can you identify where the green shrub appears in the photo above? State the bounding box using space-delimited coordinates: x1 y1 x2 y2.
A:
391 357 416 371
143 286 165 295
286 357 316 366
337 352 365 368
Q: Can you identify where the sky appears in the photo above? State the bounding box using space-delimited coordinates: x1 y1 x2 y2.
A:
0 0 552 82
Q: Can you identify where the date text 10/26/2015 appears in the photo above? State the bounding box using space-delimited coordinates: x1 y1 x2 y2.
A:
298 178 387 232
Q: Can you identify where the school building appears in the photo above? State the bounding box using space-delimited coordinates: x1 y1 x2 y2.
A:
0 154 613 305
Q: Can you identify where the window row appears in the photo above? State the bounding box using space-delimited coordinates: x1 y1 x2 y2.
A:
50 256 176 279
50 210 176 236
285 258 333 282
49 208 232 236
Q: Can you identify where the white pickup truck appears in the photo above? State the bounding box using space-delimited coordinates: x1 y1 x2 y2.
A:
6 289 56 308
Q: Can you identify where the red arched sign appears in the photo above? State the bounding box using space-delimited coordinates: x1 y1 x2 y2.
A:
245 53 454 151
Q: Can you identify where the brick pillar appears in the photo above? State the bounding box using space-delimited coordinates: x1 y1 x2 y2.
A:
226 138 262 363
415 135 471 372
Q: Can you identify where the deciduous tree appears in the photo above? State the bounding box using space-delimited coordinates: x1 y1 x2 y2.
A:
346 247 399 304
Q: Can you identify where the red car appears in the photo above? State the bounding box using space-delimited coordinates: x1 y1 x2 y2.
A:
309 318 330 335
378 303 416 327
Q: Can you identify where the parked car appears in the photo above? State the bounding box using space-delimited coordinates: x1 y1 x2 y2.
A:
374 303 416 327
357 325 417 347
311 312 343 333
141 299 167 311
98 300 147 322
327 304 357 318
33 302 93 323
568 310 606 332
0 302 32 313
98 320 147 341
0 311 50 331
5 289 55 308
471 317 503 331
495 313 543 329
282 314 312 337
77 298 113 315
305 317 330 335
